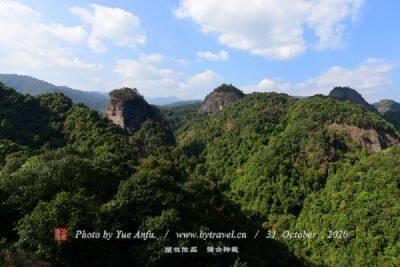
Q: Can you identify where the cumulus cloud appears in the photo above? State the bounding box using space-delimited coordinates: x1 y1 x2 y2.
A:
242 78 293 94
176 59 191 67
114 54 221 98
138 53 191 66
178 70 223 98
0 0 101 72
175 0 364 59
197 50 229 61
242 58 396 98
304 58 396 94
114 58 176 81
43 23 87 44
138 53 166 63
71 4 146 53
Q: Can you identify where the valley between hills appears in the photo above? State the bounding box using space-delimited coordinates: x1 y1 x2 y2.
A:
0 80 399 266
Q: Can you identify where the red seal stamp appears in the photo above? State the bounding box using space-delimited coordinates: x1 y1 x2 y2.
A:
54 227 68 242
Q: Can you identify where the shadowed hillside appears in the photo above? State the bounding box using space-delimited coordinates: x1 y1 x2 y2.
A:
1 82 400 266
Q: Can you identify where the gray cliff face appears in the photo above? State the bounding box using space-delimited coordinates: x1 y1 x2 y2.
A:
373 99 400 114
328 123 399 152
199 86 244 114
105 88 151 131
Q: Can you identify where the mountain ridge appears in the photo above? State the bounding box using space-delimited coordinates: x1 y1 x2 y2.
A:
328 86 379 113
0 74 108 111
0 74 191 110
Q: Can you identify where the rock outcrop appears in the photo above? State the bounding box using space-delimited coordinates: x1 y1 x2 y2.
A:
373 99 400 115
105 88 153 131
328 123 399 152
329 87 378 113
199 84 244 114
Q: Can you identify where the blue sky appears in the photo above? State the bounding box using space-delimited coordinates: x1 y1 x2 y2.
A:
0 0 399 101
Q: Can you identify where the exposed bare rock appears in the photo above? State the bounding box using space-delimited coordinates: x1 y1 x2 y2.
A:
199 84 244 114
105 88 152 131
328 123 399 152
373 99 400 114
329 87 378 113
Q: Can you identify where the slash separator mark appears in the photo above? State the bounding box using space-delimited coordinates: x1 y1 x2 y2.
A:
254 230 259 238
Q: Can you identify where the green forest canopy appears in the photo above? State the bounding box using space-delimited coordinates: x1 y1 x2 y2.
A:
1 82 399 266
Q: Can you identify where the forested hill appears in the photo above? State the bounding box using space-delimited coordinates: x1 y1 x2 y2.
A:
0 74 109 111
0 83 301 266
168 91 400 266
1 82 400 266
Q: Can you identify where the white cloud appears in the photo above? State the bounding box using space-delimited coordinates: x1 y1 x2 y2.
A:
114 58 176 81
0 0 104 91
44 23 87 44
114 54 221 99
138 54 191 67
197 50 229 61
307 0 364 50
138 53 165 63
71 4 146 53
114 55 182 97
242 58 396 98
178 70 223 95
175 0 364 59
0 0 101 72
176 59 191 67
305 58 396 94
242 78 293 94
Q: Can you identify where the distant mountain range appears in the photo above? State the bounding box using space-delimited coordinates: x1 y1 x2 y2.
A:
2 74 400 116
163 100 202 106
0 74 194 111
0 74 109 111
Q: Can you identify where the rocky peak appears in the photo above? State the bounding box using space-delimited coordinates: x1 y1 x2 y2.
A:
199 84 245 114
329 87 378 113
373 99 400 114
105 87 152 131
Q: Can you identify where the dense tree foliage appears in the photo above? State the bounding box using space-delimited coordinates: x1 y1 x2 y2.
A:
0 74 108 111
213 84 245 97
0 83 67 149
1 82 399 266
293 147 400 266
384 110 400 131
160 102 202 134
174 92 400 265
